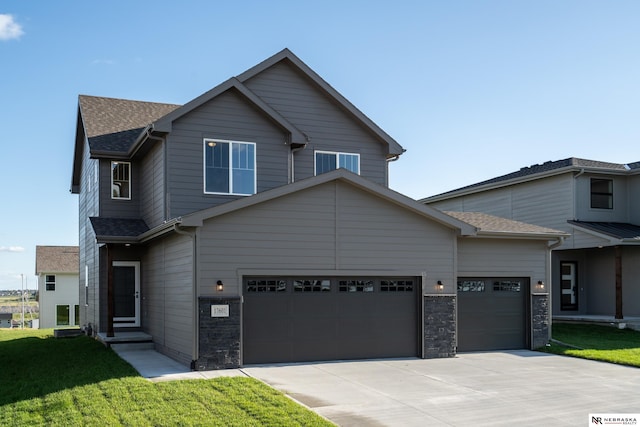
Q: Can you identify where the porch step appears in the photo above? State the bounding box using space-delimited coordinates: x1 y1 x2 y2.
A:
96 331 153 347
110 342 155 352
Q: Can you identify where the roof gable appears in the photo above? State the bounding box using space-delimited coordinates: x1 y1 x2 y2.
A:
180 169 475 235
237 49 404 157
35 246 79 274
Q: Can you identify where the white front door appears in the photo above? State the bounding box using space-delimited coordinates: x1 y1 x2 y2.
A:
112 261 140 327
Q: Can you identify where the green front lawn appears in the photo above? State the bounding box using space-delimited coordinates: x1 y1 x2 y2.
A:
541 322 640 367
0 329 333 426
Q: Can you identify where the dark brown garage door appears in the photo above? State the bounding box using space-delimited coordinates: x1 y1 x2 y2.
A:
457 277 529 352
243 277 420 364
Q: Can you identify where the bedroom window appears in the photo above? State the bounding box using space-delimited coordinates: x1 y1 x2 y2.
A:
204 139 256 195
315 151 360 175
46 275 56 291
590 178 613 209
111 161 131 199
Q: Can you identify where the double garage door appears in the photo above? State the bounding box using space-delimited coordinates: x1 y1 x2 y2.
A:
243 276 420 364
457 277 529 352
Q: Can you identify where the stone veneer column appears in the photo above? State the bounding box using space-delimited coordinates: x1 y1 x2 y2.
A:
531 294 550 349
423 295 456 358
197 297 241 370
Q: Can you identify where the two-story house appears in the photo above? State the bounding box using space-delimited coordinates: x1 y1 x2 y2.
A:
422 158 640 320
35 245 80 329
71 49 564 370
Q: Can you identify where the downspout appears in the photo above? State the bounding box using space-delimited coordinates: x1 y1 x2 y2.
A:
174 223 198 370
546 236 565 342
143 127 169 221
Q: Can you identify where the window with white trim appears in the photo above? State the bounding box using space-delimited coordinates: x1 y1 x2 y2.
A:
315 151 360 175
46 275 55 291
111 161 131 199
204 139 256 195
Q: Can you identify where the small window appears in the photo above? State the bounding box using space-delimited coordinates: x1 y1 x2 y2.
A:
315 151 360 175
74 305 80 325
112 161 131 199
493 281 521 292
204 139 256 195
380 280 414 292
246 280 286 293
293 279 331 292
457 280 485 292
46 275 56 291
591 178 613 209
339 280 374 293
56 305 70 326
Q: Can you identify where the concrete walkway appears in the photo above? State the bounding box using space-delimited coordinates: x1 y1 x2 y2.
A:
113 346 640 426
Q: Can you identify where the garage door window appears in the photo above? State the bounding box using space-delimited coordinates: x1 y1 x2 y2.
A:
294 279 331 292
493 281 521 292
246 280 286 292
339 280 374 292
380 280 413 292
458 280 485 292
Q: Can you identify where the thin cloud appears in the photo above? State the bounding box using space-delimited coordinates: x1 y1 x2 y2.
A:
0 14 24 41
91 59 116 65
0 246 25 253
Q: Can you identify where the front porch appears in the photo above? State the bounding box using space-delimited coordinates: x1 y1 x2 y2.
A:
553 315 640 331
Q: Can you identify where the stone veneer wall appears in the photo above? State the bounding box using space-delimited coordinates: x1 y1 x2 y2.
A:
424 295 456 358
531 294 550 349
197 297 241 370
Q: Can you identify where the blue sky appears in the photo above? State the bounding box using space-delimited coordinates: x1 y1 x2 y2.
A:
1 1 639 290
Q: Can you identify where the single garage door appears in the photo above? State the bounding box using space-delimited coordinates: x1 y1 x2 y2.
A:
243 276 420 364
457 277 529 351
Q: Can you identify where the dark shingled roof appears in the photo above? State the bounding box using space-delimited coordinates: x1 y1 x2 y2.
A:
89 217 150 238
432 158 636 198
35 246 79 274
568 221 640 240
79 95 180 153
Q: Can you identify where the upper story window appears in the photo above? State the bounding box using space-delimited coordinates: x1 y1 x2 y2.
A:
315 151 360 175
204 139 256 195
111 161 131 200
590 178 613 209
46 275 56 291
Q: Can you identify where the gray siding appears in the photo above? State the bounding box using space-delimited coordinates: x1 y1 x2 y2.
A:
142 233 194 365
574 173 629 223
78 139 100 331
140 141 166 228
166 89 289 218
629 175 640 224
99 159 141 219
244 61 389 186
431 174 575 248
196 181 457 296
457 238 546 280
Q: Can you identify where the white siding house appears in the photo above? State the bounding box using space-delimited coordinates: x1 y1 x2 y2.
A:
35 246 80 329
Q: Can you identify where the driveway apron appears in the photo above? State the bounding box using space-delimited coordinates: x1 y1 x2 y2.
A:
242 350 640 427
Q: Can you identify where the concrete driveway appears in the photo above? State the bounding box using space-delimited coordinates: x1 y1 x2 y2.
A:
242 351 640 427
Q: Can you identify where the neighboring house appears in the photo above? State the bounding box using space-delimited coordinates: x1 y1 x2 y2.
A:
35 246 80 328
70 49 564 369
0 311 11 328
422 157 640 320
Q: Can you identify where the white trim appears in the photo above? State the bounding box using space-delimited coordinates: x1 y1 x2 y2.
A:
203 138 257 196
112 261 140 327
314 150 360 175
